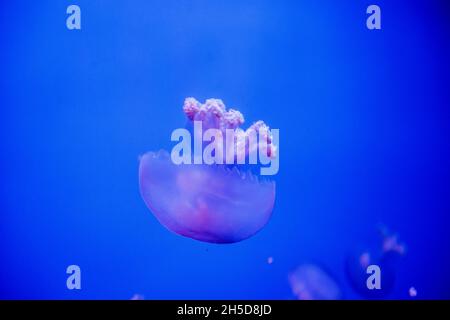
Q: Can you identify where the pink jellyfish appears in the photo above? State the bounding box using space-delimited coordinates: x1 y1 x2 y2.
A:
345 225 406 298
139 98 277 243
288 264 342 300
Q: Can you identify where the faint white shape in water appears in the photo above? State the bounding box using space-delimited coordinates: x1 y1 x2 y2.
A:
267 256 274 265
409 287 417 297
288 264 342 300
130 294 144 300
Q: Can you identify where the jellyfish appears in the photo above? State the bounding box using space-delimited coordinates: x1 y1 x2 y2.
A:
288 264 342 300
139 98 277 243
345 226 406 299
409 287 417 298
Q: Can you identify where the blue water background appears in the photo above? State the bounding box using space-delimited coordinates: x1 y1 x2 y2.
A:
1 1 449 299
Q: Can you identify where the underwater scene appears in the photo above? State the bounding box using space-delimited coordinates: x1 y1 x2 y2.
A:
1 0 450 300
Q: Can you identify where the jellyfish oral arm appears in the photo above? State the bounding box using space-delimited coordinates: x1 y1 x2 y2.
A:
170 120 279 175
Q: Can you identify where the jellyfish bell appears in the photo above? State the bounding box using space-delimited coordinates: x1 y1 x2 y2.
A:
139 98 278 243
139 151 275 243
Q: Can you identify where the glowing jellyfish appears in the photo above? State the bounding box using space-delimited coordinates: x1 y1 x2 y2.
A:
345 226 406 299
139 98 277 243
288 264 342 300
409 287 417 297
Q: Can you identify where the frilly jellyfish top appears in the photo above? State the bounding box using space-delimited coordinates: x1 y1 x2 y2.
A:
139 98 277 243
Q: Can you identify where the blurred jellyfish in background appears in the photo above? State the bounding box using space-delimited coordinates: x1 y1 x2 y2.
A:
130 294 144 300
345 225 406 299
409 287 417 298
288 264 343 300
139 98 277 243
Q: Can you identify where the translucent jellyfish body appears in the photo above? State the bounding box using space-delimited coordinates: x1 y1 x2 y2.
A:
345 226 406 298
288 264 342 300
139 98 277 243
